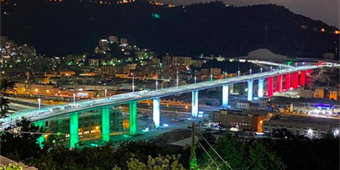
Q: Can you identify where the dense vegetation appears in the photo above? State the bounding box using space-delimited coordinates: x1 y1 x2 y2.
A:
1 0 338 57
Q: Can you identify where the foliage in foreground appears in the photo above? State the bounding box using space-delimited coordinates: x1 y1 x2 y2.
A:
112 155 185 170
201 135 286 170
0 163 23 170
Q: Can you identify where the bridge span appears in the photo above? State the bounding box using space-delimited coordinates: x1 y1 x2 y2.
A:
0 64 333 148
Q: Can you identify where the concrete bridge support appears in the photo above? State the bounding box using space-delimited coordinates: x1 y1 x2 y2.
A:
153 98 160 128
300 70 306 86
192 90 199 117
258 79 264 98
129 101 137 136
222 85 229 108
101 106 110 142
268 77 274 98
70 112 79 149
285 74 291 91
293 72 299 88
247 80 253 101
276 75 283 92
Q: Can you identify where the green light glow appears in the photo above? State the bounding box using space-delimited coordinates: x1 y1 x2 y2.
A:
152 13 160 19
287 60 293 65
102 106 110 142
34 120 44 149
129 102 137 136
70 112 79 149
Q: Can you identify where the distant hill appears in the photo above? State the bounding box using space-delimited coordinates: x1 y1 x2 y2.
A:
1 0 339 58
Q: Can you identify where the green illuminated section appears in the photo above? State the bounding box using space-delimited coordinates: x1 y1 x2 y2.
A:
70 112 79 149
287 60 293 65
152 13 160 19
129 102 137 136
34 120 44 149
102 106 110 142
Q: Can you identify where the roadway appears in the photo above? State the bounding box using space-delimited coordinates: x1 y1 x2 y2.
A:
0 65 328 130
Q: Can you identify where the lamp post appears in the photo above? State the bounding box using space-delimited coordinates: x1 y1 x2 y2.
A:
249 69 252 75
37 98 41 110
104 88 107 100
260 67 263 73
176 69 179 88
73 93 76 106
194 76 197 84
132 73 135 92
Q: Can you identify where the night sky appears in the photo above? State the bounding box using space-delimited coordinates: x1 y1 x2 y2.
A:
164 0 339 27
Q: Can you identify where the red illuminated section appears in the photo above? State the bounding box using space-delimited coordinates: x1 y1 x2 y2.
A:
300 70 306 86
276 75 282 92
292 72 298 88
268 77 273 98
285 74 291 90
307 70 312 74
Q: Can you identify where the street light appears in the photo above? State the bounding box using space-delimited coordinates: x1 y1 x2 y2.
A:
73 93 76 106
270 66 273 71
237 70 240 77
104 88 107 100
210 74 213 82
37 98 41 110
249 69 252 75
132 73 135 92
260 67 263 73
176 69 179 88
194 76 197 84
156 81 158 91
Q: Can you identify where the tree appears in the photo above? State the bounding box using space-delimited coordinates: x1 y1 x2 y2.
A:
0 118 46 162
112 155 185 170
0 79 16 118
0 163 23 170
204 135 286 170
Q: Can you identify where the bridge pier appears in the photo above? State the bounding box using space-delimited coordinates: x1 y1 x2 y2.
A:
101 106 110 142
70 112 79 149
268 77 274 98
276 75 282 92
285 74 291 91
34 120 44 149
153 98 160 128
300 70 306 86
222 85 229 108
192 90 199 117
247 80 253 101
258 79 264 98
293 72 299 88
129 101 137 135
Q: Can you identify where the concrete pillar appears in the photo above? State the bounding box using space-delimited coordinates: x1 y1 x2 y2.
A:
247 80 253 101
70 112 79 149
300 70 306 86
153 97 160 128
192 90 199 117
258 79 264 98
276 75 282 92
34 120 44 149
293 72 299 88
129 101 137 135
285 74 291 91
222 85 229 108
101 106 110 142
268 77 274 98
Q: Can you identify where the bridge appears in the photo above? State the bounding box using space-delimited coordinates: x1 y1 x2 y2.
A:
0 62 334 148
